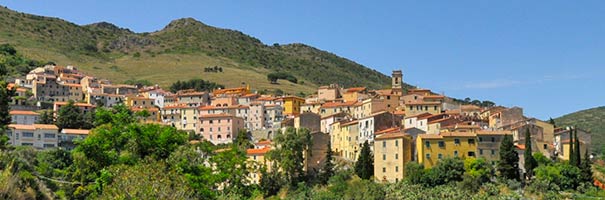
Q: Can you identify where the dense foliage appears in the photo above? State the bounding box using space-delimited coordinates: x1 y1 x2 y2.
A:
169 78 224 93
55 101 95 129
0 43 46 78
267 72 298 84
354 141 374 180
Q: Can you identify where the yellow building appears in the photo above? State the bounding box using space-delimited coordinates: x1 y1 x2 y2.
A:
417 132 477 168
246 146 272 185
374 129 413 183
281 96 305 117
406 101 442 116
125 95 155 109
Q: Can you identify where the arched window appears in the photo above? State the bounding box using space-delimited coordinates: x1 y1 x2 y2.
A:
217 135 222 140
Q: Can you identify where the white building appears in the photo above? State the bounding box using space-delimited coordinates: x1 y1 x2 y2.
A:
6 124 59 149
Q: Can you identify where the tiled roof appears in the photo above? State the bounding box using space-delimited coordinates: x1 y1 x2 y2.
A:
375 127 400 135
200 113 237 118
61 129 90 135
8 124 59 130
321 101 357 108
54 102 95 107
476 130 512 135
346 87 367 93
247 147 271 155
376 131 408 140
10 110 39 116
406 101 442 106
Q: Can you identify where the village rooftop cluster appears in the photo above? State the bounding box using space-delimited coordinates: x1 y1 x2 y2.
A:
4 65 592 183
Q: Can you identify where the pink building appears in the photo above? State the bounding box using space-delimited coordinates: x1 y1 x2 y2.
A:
197 114 244 144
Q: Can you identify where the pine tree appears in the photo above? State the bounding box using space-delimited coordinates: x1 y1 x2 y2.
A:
0 80 15 149
320 142 335 184
497 134 520 180
579 149 593 183
524 128 537 180
569 128 576 165
574 129 581 167
355 140 374 180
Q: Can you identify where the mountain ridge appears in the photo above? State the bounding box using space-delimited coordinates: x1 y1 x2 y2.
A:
0 6 398 93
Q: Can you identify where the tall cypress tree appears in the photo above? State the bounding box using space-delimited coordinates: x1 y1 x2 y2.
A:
569 128 576 165
355 141 374 180
0 80 15 149
524 128 537 179
497 134 520 180
574 129 581 167
579 149 593 183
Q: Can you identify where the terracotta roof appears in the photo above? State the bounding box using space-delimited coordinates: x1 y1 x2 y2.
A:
247 147 271 155
131 107 160 112
61 129 90 135
10 110 39 116
441 132 477 137
393 110 405 115
374 89 394 96
419 134 443 139
200 113 238 118
405 112 432 119
321 101 358 108
320 112 348 120
54 102 95 107
281 96 305 101
341 120 359 126
241 93 260 98
406 101 442 106
375 127 400 135
476 130 512 135
428 117 451 124
515 144 525 150
60 83 82 87
199 105 249 110
164 105 189 109
178 92 208 97
375 131 408 140
257 97 277 101
8 124 59 130
423 95 445 99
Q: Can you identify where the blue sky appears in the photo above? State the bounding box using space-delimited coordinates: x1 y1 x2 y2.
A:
2 1 604 119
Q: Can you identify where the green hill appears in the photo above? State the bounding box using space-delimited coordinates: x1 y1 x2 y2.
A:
0 6 400 94
554 106 605 155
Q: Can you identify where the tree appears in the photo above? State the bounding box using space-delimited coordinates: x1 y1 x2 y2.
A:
37 111 54 124
569 128 576 167
0 80 15 149
134 109 151 122
524 128 537 180
579 149 593 184
233 129 252 151
56 101 85 129
319 142 335 184
404 162 425 184
267 127 312 185
355 141 374 180
573 130 581 167
497 135 520 181
548 117 556 127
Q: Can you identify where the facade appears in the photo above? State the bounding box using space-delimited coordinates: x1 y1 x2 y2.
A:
59 129 90 150
281 96 305 117
246 147 272 185
6 124 59 149
374 130 412 183
416 132 478 168
476 130 512 164
317 84 341 101
294 112 321 133
197 114 245 144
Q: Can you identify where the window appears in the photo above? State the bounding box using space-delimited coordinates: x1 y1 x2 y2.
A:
434 106 438 110
209 120 213 124
454 151 459 157
44 133 55 138
22 143 33 146
438 154 443 159
543 144 547 149
491 137 495 142
479 137 483 142
395 140 398 147
383 167 386 173
383 141 387 148
383 154 386 160
395 166 399 172
425 141 430 148
43 144 55 148
468 139 475 144
468 151 475 157
395 154 398 160
438 141 445 148
426 153 431 159
22 132 34 137
491 149 495 155
454 139 460 145
479 149 483 155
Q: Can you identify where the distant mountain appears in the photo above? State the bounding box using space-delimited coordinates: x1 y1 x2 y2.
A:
554 106 605 155
0 6 407 94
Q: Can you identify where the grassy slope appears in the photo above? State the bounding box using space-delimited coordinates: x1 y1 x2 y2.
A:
554 106 605 155
0 6 396 94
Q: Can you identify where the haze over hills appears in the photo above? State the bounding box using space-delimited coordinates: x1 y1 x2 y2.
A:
0 6 400 94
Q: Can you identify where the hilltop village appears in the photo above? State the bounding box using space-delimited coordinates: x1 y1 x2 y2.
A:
5 65 592 183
